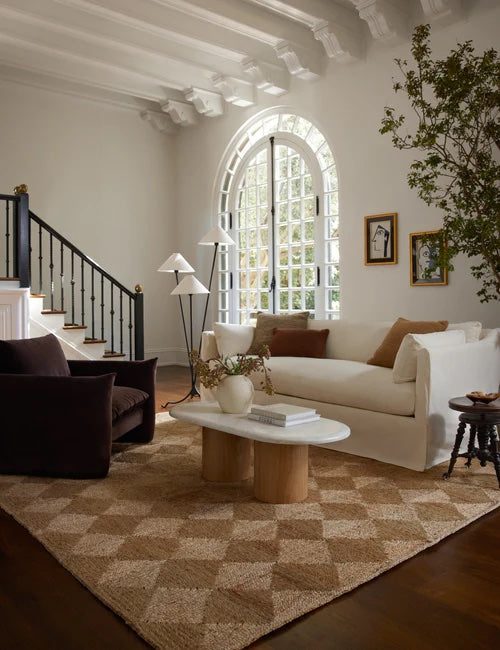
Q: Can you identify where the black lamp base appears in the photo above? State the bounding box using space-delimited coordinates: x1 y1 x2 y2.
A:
161 381 200 408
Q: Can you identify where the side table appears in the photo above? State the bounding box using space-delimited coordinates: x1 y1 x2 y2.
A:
443 396 500 488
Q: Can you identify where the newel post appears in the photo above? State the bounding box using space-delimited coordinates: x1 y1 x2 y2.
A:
14 185 30 288
134 284 145 360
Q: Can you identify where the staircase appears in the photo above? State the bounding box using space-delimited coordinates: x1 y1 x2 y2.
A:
0 188 144 360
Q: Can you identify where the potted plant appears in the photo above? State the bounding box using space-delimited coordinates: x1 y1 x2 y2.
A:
191 346 274 413
380 24 499 302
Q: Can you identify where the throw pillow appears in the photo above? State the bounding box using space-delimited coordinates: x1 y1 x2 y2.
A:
393 330 466 383
0 333 70 376
367 317 448 369
213 322 255 358
270 328 330 358
247 311 309 354
447 321 482 343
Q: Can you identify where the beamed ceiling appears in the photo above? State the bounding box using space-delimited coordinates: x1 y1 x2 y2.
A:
0 0 469 132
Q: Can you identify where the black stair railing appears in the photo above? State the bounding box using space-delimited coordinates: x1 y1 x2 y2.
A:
0 190 144 360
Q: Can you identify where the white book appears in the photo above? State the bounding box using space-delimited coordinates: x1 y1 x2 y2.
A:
248 413 321 427
250 403 317 421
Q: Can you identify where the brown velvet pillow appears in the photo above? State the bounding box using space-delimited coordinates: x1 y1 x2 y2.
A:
367 317 449 368
247 311 309 354
270 328 330 358
0 333 70 376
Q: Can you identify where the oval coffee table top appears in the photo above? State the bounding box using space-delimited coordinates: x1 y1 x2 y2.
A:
170 401 350 446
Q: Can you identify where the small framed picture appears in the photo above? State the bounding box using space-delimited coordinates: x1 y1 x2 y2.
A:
410 230 448 286
364 213 397 265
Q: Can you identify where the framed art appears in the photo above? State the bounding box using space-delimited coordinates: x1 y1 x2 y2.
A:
410 230 448 286
364 213 397 265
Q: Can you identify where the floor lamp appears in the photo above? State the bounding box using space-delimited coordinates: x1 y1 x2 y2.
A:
198 225 235 351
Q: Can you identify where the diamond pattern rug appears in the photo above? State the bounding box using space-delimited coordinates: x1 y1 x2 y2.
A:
0 414 498 650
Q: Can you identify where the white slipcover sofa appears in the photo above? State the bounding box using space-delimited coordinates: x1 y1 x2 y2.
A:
200 319 500 472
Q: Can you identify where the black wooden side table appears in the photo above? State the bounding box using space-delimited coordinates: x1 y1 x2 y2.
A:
443 397 500 488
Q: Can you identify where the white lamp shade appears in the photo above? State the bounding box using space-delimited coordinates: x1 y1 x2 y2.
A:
157 253 194 273
171 275 209 295
198 225 235 246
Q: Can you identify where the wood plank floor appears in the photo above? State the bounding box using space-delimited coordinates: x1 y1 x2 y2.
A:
1 365 499 649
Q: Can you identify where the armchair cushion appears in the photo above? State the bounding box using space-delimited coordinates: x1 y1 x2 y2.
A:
0 333 70 376
112 385 149 421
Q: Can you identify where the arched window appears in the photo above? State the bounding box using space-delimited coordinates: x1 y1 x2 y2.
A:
216 110 339 323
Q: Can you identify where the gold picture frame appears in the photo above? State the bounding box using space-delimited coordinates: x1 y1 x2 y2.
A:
364 213 397 265
410 230 448 286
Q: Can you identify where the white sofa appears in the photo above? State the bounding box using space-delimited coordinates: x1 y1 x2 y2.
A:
200 319 500 472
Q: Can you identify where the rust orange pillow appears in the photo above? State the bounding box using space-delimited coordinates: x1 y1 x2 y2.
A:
367 317 448 368
270 328 329 358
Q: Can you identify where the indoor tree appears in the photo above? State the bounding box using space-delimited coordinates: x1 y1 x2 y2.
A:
380 24 499 302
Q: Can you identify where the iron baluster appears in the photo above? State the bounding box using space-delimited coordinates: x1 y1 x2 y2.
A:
70 251 75 325
100 274 105 341
110 283 115 353
5 200 10 277
119 290 124 354
128 296 133 360
60 242 64 311
38 224 43 294
91 266 95 339
80 258 85 327
49 233 54 310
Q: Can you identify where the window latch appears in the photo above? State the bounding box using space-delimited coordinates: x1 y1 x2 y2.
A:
269 276 276 293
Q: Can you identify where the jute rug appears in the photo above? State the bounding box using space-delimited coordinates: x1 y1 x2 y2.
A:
0 415 498 650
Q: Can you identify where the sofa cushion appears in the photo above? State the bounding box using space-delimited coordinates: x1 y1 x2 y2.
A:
308 320 393 362
0 333 70 376
447 321 482 342
393 330 466 383
112 385 149 421
270 328 329 358
251 357 415 416
367 318 448 368
213 322 254 357
247 311 309 354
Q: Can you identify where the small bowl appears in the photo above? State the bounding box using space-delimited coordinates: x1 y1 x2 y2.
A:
466 392 500 405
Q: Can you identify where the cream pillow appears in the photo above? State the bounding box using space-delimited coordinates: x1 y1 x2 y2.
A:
213 322 255 358
393 330 466 383
447 321 482 342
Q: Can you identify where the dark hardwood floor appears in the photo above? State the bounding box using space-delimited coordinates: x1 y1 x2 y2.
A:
1 365 499 649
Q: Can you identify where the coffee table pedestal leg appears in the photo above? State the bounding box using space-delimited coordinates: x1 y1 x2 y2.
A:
202 427 252 482
254 442 309 503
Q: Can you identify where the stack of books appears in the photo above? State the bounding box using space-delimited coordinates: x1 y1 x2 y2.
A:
248 403 320 427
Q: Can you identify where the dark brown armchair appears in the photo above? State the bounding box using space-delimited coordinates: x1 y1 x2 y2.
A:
0 334 157 479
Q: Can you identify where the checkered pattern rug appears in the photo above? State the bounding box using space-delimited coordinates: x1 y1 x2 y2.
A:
0 415 498 650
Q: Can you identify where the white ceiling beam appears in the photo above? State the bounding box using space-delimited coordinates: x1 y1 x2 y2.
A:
140 109 178 133
184 87 224 117
211 74 255 107
242 59 289 96
151 0 323 52
419 0 463 24
161 99 198 126
245 0 363 63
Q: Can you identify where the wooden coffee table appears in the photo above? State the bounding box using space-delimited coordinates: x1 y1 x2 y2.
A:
170 401 350 503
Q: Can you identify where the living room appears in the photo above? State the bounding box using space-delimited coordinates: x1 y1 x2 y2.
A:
0 1 499 648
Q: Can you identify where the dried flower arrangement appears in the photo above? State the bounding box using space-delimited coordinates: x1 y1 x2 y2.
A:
190 346 274 396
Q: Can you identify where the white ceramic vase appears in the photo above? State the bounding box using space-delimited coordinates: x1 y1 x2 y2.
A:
216 375 255 414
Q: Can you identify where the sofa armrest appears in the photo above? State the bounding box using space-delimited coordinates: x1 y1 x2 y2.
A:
68 358 158 443
415 329 500 467
0 373 115 478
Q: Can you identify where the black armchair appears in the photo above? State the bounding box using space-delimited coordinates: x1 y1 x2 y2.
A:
0 334 157 479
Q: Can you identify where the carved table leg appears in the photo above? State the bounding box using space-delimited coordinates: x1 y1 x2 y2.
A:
487 425 500 488
477 424 490 467
465 424 477 468
443 421 467 480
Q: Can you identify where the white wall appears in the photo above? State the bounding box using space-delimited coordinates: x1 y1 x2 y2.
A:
0 81 178 362
174 4 500 330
